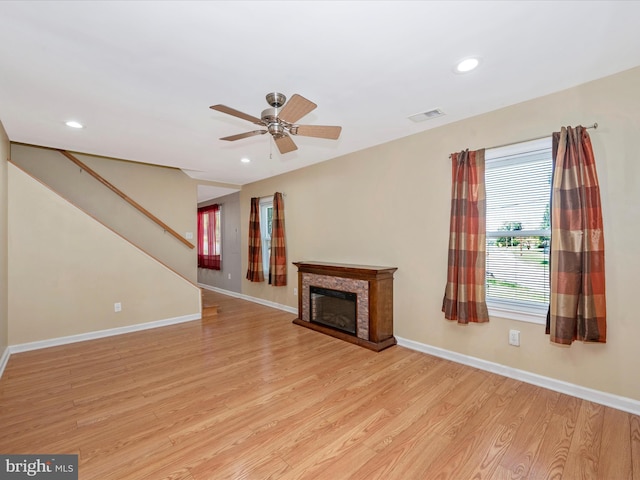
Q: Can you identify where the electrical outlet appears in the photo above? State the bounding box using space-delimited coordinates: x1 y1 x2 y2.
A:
185 232 193 240
114 302 122 313
509 329 520 346
228 273 231 280
293 287 298 296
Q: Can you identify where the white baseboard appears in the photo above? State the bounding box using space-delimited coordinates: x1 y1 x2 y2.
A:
8 313 201 355
0 346 10 379
198 283 298 315
396 336 640 416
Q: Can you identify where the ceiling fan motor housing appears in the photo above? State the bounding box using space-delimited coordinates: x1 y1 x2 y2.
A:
262 107 288 138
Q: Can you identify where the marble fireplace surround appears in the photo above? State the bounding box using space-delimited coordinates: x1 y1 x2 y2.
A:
293 262 397 352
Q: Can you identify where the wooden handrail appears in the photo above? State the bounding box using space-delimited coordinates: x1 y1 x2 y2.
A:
58 150 195 249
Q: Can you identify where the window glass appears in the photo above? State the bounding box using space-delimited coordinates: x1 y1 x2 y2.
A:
485 139 552 322
260 198 273 275
202 214 209 255
197 204 221 270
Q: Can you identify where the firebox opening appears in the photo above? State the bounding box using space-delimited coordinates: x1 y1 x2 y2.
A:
310 286 357 336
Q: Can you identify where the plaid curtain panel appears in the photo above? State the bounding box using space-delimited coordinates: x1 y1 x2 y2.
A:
269 192 287 286
547 126 606 344
443 149 489 324
246 197 264 282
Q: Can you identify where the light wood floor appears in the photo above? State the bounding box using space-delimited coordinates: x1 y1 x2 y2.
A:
1 290 638 479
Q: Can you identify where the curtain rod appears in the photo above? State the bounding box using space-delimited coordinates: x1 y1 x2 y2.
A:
449 123 598 158
259 192 286 199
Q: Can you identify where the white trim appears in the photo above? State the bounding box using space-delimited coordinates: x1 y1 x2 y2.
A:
0 346 10 379
198 283 298 315
8 313 201 354
488 301 546 325
396 336 640 416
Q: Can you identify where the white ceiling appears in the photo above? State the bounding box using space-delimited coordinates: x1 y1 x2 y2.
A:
1 1 640 198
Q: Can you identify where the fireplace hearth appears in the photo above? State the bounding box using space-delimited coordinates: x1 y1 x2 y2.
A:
293 262 397 351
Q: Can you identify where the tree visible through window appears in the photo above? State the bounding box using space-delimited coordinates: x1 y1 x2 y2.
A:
197 204 221 270
485 139 552 319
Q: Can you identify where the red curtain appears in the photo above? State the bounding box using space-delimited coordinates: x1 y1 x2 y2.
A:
442 149 489 324
269 192 287 286
197 204 220 270
547 126 606 344
246 197 264 282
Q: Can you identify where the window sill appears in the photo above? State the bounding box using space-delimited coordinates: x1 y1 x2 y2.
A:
487 300 546 325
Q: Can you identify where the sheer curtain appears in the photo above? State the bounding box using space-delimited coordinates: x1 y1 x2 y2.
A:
197 204 220 270
442 149 489 324
547 126 606 344
269 192 287 286
246 197 264 282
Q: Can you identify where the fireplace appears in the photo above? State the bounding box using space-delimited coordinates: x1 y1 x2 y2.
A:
310 286 357 335
293 261 397 351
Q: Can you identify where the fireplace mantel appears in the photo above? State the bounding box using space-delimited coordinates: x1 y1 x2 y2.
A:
293 261 397 352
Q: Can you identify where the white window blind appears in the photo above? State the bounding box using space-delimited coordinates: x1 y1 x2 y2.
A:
485 139 552 320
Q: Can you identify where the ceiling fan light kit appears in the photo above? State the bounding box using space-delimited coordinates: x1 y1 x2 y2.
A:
210 92 342 154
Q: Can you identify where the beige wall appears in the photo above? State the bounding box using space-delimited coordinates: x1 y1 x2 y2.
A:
241 66 640 401
7 164 201 345
0 121 8 355
11 145 198 283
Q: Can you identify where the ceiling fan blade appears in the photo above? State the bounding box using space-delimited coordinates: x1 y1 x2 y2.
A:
220 130 267 141
278 94 317 124
293 125 342 140
210 104 264 126
274 134 298 154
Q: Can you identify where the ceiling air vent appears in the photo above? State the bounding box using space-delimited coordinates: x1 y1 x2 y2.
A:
408 108 445 122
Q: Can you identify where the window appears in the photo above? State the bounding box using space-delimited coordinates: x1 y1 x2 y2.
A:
259 197 273 275
197 204 221 270
485 138 552 323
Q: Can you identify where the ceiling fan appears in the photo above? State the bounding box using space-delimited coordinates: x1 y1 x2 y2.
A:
210 92 342 154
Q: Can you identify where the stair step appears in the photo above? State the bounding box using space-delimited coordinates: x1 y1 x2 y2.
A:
202 305 219 317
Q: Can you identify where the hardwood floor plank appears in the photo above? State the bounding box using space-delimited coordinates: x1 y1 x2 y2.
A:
423 376 523 479
434 370 506 440
350 422 452 479
282 443 377 480
1 289 638 480
598 407 632 479
362 368 458 453
632 415 640 480
526 414 573 479
562 400 605 479
158 469 196 480
497 386 559 478
525 393 579 479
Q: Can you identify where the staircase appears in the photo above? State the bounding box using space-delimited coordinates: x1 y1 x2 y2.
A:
10 143 196 282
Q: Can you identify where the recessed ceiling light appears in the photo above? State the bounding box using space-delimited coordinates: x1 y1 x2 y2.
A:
455 57 480 73
241 157 251 163
65 121 84 129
